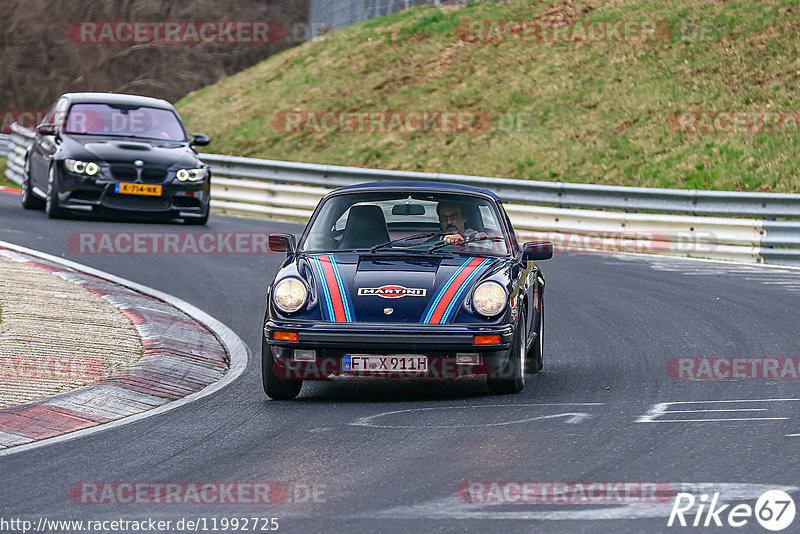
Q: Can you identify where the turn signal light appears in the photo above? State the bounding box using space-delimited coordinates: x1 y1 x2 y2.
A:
274 331 298 341
473 335 501 345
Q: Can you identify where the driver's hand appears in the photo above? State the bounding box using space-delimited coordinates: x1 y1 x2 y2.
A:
443 233 465 245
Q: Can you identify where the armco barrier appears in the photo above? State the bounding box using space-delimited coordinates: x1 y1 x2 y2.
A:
4 124 32 186
5 123 800 266
201 153 800 218
0 133 10 158
204 153 799 266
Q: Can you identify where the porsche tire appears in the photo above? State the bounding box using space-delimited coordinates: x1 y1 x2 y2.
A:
526 300 544 374
487 313 525 395
262 336 303 400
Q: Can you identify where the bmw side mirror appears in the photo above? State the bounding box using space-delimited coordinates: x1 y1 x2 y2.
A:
190 133 210 146
269 233 296 254
522 241 553 261
36 123 57 136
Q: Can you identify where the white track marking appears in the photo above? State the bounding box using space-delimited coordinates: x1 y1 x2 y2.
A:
637 398 800 423
603 254 800 296
351 403 603 428
0 240 249 458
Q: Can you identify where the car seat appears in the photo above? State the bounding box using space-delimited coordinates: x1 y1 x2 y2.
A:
339 205 391 249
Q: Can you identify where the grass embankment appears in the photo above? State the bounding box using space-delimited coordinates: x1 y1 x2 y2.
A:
0 157 18 189
178 0 800 192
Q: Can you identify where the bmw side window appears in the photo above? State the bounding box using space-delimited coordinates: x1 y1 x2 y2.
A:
45 98 67 129
55 100 68 128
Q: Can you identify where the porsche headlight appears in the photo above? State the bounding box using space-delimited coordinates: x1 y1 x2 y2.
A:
176 168 207 182
65 159 100 176
472 281 507 317
273 278 308 314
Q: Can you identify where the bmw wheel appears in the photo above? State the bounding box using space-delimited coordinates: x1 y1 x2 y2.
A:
183 205 209 225
44 165 65 219
20 153 45 210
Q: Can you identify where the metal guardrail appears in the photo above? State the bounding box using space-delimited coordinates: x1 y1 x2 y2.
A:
0 133 10 158
200 153 800 219
309 0 465 35
5 123 800 266
204 154 799 266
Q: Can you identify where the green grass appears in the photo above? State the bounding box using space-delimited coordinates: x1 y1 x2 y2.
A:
0 157 17 189
177 0 800 192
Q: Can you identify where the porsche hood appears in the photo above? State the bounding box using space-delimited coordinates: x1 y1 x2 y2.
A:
289 253 502 324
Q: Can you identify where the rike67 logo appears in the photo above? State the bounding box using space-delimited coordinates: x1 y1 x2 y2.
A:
668 489 796 530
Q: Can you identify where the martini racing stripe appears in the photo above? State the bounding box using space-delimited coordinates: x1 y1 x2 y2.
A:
328 254 355 321
422 257 492 324
310 255 355 322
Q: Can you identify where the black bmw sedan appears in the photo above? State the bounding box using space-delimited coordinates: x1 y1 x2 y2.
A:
21 92 211 224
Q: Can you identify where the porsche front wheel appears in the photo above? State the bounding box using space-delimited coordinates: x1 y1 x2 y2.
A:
487 313 525 395
527 299 544 374
262 337 303 400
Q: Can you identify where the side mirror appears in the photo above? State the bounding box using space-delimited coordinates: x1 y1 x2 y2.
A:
269 233 296 253
37 123 57 136
522 241 553 261
190 133 210 146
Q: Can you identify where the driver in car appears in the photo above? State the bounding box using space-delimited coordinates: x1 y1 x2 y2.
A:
437 202 494 249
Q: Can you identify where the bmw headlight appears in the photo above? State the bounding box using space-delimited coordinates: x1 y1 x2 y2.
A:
65 159 100 176
273 278 308 314
472 281 507 317
176 168 207 182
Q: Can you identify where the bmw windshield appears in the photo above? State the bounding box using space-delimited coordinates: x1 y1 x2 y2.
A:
63 103 187 141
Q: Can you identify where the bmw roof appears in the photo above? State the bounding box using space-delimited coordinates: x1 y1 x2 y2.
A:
60 92 176 110
332 181 502 202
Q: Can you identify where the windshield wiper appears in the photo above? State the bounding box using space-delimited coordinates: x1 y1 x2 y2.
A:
427 235 505 253
370 232 446 253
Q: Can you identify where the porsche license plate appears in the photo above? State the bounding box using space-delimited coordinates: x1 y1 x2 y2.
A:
343 354 428 373
115 183 162 196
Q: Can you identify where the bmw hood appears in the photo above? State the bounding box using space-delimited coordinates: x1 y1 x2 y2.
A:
296 252 502 324
61 135 200 167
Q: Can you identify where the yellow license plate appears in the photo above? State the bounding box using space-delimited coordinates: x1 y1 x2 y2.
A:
115 183 162 196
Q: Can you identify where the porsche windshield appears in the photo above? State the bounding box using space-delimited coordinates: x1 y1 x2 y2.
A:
300 192 510 255
63 103 187 141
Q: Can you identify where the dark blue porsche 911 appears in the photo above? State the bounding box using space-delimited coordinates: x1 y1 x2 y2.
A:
262 181 552 399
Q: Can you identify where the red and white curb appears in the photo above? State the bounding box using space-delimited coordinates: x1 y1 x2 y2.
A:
0 241 248 456
0 186 22 194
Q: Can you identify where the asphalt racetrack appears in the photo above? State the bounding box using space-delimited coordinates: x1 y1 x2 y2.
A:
2 190 800 533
